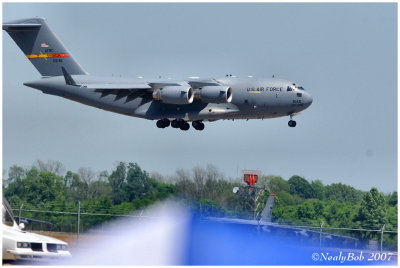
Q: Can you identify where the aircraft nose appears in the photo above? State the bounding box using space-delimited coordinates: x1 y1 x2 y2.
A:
305 93 313 107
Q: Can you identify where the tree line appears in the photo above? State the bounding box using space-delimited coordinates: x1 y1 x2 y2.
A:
2 160 397 248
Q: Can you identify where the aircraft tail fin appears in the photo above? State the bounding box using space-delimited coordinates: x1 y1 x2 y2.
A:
260 194 275 223
3 17 87 77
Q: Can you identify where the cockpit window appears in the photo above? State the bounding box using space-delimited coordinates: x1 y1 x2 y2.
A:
297 86 304 90
287 85 296 91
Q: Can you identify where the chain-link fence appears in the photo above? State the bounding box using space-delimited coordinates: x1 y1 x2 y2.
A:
11 204 397 253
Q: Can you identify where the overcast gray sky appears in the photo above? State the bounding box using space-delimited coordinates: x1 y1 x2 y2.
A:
2 3 397 193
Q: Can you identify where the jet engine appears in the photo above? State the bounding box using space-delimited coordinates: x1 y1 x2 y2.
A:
152 86 194 105
195 86 232 103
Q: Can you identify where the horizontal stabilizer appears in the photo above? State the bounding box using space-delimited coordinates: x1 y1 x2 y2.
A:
3 23 41 31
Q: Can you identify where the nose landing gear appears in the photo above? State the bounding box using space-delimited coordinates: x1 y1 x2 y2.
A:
288 114 296 127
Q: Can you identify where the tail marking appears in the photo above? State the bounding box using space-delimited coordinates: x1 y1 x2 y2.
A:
26 53 69 59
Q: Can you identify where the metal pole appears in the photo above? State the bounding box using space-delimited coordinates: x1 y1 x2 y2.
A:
380 224 385 252
319 221 324 249
77 201 80 247
19 204 24 225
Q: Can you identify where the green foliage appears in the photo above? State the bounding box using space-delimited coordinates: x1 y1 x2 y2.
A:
387 191 397 206
288 175 312 199
260 175 290 193
4 162 177 232
310 180 325 200
357 187 387 229
274 191 296 206
3 161 397 249
198 198 224 217
108 162 127 205
4 167 68 206
386 204 397 230
324 183 362 203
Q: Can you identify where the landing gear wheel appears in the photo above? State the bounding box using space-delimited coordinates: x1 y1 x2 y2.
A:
156 119 170 128
197 122 205 131
156 120 165 128
288 120 296 127
180 122 190 131
171 120 180 128
192 121 205 131
163 119 170 127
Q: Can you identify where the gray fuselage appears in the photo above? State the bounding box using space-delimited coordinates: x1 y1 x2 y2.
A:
24 75 313 122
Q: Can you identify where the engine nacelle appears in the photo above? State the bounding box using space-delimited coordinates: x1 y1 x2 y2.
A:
153 86 194 105
195 86 233 103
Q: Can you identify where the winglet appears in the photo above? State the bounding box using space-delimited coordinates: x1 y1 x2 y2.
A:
61 66 77 86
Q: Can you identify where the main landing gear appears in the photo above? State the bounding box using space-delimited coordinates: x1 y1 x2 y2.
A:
192 121 205 131
288 114 296 128
156 118 170 128
156 119 205 131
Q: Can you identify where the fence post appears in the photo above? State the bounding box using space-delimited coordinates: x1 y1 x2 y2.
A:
380 224 385 252
319 221 324 248
77 201 81 247
18 204 24 225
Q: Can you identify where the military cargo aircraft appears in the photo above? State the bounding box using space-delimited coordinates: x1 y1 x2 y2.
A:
3 17 313 131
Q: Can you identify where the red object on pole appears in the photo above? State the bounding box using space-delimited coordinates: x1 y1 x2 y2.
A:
244 173 258 186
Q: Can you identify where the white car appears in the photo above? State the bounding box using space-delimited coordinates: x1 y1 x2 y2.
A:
2 198 71 261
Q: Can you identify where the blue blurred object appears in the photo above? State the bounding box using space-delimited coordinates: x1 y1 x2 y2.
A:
184 217 398 265
47 202 397 266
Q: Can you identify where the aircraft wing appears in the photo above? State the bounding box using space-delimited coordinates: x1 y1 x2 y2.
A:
187 78 221 88
148 79 221 89
82 78 222 102
83 84 153 101
148 82 181 88
83 84 152 90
